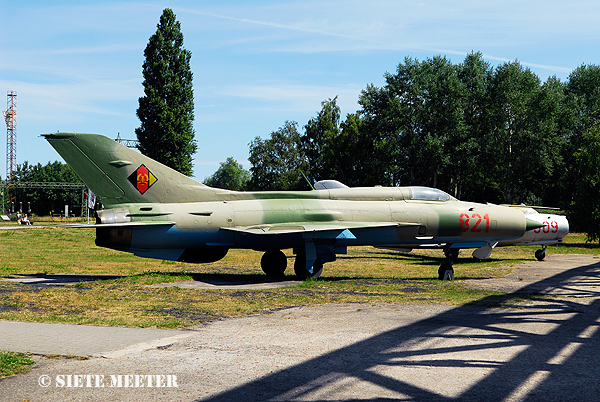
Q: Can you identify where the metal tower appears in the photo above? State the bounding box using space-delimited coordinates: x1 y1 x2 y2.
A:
115 132 140 149
3 91 17 206
3 91 16 183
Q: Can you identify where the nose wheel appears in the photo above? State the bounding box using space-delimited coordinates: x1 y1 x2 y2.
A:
535 246 547 261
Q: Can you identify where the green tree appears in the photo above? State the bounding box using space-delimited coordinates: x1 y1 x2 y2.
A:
302 100 382 186
204 157 251 191
359 55 465 189
242 53 600 216
302 97 342 182
333 112 380 186
456 52 493 201
136 8 196 176
248 121 310 191
561 65 600 209
358 83 400 186
487 61 541 204
12 161 82 215
569 124 600 241
413 56 464 190
528 76 568 206
565 64 600 131
359 57 421 186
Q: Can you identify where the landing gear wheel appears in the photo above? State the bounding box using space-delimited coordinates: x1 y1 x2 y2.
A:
294 254 323 280
261 250 287 277
438 247 456 280
438 262 454 280
535 248 546 261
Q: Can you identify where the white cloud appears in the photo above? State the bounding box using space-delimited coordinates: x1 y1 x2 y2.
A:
219 82 361 112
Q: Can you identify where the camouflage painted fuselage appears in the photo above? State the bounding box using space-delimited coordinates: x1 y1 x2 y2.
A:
44 133 542 273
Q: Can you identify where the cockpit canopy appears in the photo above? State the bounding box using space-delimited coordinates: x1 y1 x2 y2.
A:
313 180 456 202
314 180 349 190
409 186 455 201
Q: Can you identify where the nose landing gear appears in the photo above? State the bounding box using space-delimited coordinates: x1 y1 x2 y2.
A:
535 245 547 261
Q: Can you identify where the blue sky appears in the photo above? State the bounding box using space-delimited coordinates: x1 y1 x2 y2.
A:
1 1 598 181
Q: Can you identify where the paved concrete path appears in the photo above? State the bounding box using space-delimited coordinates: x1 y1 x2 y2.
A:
0 321 190 356
1 254 600 402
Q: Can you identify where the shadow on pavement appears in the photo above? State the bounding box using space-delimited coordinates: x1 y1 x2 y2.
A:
1 274 123 286
201 260 600 401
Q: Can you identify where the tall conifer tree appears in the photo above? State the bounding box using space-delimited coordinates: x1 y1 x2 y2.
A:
136 8 196 176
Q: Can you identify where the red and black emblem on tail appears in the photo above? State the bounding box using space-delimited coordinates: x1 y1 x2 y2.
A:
128 164 157 195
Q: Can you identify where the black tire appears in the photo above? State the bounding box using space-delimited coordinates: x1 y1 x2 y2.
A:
261 250 287 276
535 249 546 261
442 269 454 281
294 254 323 280
438 262 454 280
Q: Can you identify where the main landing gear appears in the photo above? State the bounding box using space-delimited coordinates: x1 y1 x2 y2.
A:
293 253 324 280
438 248 458 280
535 245 547 261
260 250 287 277
260 249 324 280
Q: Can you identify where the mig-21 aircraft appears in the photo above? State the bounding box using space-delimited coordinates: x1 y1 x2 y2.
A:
44 132 549 280
483 206 569 261
326 178 570 265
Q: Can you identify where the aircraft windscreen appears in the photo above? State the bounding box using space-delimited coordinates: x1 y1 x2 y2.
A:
409 186 452 201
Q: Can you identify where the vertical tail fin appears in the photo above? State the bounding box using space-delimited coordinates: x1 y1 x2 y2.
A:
44 132 224 206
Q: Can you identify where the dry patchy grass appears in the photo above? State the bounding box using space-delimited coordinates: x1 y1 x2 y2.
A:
0 227 598 328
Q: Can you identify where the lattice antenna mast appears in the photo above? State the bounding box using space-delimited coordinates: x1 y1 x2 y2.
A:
3 91 17 183
115 132 140 149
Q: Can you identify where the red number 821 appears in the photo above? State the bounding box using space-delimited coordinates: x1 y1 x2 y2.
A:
459 213 490 233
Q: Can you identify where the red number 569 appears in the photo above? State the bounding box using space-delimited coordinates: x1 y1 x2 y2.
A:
534 221 558 234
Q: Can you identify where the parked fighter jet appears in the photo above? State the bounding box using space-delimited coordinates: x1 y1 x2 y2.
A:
326 181 570 263
44 133 545 280
481 206 569 261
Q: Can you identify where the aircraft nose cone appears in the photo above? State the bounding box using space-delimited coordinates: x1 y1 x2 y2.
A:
559 216 570 237
525 218 545 231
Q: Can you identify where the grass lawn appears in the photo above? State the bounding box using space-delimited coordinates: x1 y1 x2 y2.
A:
0 350 34 378
0 224 597 329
